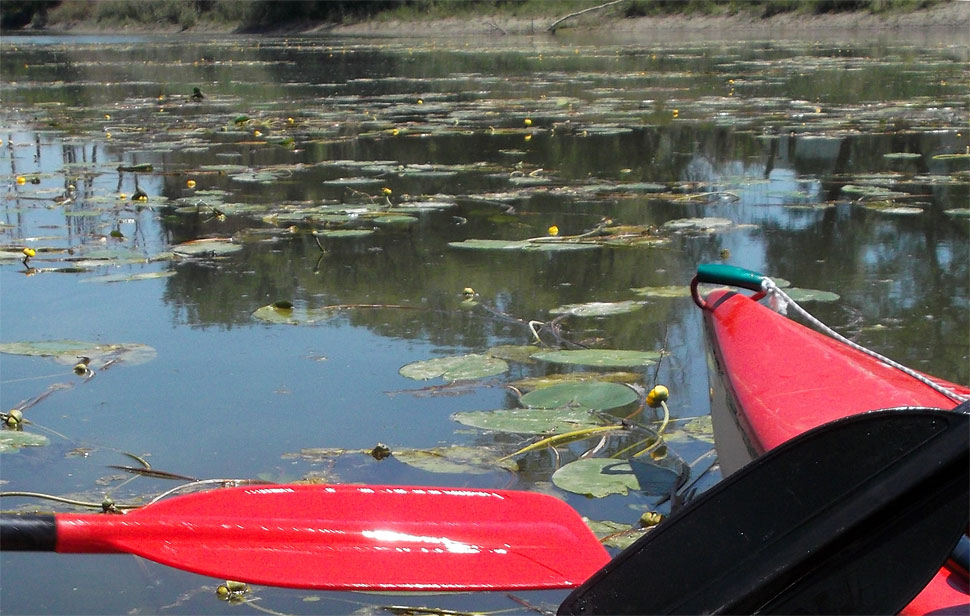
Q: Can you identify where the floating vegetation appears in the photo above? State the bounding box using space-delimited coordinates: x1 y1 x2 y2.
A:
630 285 691 299
394 445 518 474
448 238 599 252
399 354 509 382
519 381 638 412
252 302 332 325
452 407 603 435
782 288 841 303
662 217 743 234
172 238 243 257
839 184 910 200
0 430 50 454
551 458 641 498
0 340 156 367
532 349 661 368
510 371 641 391
80 271 176 284
551 300 645 317
862 201 924 215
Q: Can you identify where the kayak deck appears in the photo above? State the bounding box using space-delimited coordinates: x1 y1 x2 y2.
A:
703 290 968 470
701 289 969 616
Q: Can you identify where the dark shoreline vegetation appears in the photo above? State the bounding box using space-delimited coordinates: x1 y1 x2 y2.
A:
0 0 953 33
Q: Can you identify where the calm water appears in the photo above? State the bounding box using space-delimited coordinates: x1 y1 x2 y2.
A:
1 32 967 615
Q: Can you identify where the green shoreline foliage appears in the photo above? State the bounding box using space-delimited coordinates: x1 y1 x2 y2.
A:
0 0 951 32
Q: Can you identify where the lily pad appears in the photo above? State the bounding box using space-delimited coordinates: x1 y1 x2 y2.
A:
679 415 716 443
371 214 417 225
630 285 691 298
172 238 242 256
628 455 684 496
662 217 735 233
550 300 645 317
80 271 175 284
784 287 840 302
252 303 332 325
486 344 540 363
0 430 50 453
510 371 641 391
448 238 598 252
394 446 518 474
399 354 509 382
533 349 661 368
840 184 909 200
452 407 602 435
314 229 375 239
0 340 156 367
520 381 637 412
552 458 640 497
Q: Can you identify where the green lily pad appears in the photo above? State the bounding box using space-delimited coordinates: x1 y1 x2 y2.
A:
585 518 633 538
552 458 640 497
588 520 647 550
662 217 735 233
448 238 598 252
630 285 691 298
80 271 175 284
840 184 908 200
314 229 375 239
452 407 602 435
550 300 644 317
676 415 715 443
399 354 509 382
784 287 840 302
486 344 540 363
0 340 156 367
0 430 50 453
394 446 518 474
510 372 641 391
628 455 684 496
172 238 243 256
520 381 637 412
533 349 661 368
252 303 332 325
862 202 923 215
371 214 417 225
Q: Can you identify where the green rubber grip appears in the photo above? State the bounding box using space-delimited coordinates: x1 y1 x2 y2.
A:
695 264 766 292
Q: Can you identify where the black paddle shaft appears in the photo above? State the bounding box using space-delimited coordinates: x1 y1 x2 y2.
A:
1 514 57 551
559 408 969 615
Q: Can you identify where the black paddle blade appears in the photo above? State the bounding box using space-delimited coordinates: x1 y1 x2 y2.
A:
558 408 969 615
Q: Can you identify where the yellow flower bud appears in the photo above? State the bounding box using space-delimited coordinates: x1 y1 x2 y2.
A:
186 179 196 188
646 385 669 408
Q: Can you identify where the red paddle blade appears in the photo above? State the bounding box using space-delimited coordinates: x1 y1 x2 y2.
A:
55 484 610 591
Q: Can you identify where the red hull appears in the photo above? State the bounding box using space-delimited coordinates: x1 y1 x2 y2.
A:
702 289 969 615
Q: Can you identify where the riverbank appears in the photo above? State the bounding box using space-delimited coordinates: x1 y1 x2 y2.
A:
323 1 970 38
10 0 969 42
